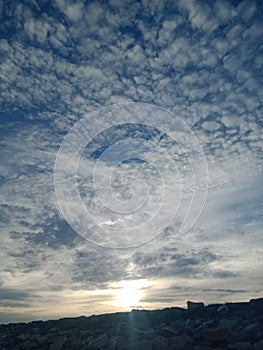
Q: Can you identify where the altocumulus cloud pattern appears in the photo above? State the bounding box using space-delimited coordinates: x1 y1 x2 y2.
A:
0 0 262 323
54 103 208 248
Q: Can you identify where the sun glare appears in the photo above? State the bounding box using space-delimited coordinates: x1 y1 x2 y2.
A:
111 279 150 308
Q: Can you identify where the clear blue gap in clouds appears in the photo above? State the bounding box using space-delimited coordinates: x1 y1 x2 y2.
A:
0 0 262 323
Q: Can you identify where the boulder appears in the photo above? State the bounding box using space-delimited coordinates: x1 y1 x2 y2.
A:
173 318 188 332
152 336 169 350
21 340 39 350
89 333 108 349
202 327 233 346
108 335 126 350
219 318 238 329
49 335 67 350
228 342 253 350
254 339 263 350
169 333 193 350
0 298 263 350
235 323 261 341
67 337 83 349
16 334 29 342
250 298 263 310
187 301 205 310
141 329 157 340
47 327 60 335
158 325 179 337
226 302 250 317
217 304 229 313
138 339 155 350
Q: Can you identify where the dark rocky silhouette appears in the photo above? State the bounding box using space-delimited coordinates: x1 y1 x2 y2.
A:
0 298 262 349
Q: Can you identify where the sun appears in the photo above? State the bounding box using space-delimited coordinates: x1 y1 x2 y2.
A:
115 286 141 308
111 279 150 308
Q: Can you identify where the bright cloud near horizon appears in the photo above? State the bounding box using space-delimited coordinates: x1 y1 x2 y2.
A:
0 0 262 324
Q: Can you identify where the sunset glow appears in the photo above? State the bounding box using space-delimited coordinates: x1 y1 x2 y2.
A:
111 280 151 308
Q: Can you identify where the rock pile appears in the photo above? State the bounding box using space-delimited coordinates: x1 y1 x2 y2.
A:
0 298 262 349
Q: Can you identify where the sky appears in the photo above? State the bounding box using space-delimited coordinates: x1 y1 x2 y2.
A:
0 0 262 324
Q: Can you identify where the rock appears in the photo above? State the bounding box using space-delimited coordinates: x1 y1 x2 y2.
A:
138 339 155 350
217 304 229 313
193 319 213 334
226 302 250 317
169 333 193 350
219 318 238 329
250 298 263 312
158 325 179 337
235 323 261 341
21 340 39 350
16 334 31 341
31 320 43 326
187 301 205 310
243 323 260 333
174 318 188 332
140 329 157 340
115 322 129 335
152 336 169 350
0 298 263 350
254 339 263 350
49 335 67 350
202 327 233 346
89 333 108 349
228 342 253 350
67 337 83 349
108 335 125 350
47 327 60 334
86 335 93 343
35 335 48 343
